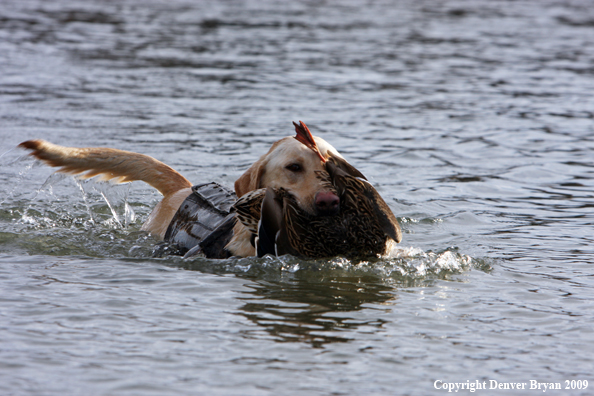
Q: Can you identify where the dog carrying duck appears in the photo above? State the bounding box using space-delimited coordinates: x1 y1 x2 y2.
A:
20 121 401 259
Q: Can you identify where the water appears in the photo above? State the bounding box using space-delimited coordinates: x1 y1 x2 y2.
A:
1 0 593 394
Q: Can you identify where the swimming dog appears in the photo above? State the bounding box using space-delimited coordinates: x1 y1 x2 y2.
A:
20 122 401 258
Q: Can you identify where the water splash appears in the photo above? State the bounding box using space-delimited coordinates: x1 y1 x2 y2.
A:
176 244 483 286
1 157 136 231
0 148 36 205
72 177 97 226
74 177 137 229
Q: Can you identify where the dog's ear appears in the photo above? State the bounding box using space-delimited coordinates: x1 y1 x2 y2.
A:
235 138 288 198
235 158 266 198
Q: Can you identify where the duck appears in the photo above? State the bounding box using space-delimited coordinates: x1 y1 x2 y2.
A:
233 154 402 259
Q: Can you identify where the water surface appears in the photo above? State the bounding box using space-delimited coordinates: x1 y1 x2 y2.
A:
1 0 593 395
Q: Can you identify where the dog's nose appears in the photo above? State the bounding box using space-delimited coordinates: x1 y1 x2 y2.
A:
315 192 340 216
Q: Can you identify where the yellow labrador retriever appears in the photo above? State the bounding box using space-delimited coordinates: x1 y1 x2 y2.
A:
19 121 362 258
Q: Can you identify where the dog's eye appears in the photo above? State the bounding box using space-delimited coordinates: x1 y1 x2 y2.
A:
285 163 302 172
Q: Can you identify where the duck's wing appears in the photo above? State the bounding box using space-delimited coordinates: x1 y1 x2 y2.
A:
256 188 303 257
232 188 266 235
327 154 367 181
256 188 284 257
326 160 402 244
362 182 402 243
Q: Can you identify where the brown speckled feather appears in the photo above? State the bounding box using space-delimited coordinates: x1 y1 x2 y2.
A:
232 188 266 235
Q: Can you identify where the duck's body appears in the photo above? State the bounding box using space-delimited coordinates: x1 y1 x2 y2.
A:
233 158 402 259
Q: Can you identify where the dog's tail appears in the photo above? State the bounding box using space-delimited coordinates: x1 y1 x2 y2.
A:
19 140 192 197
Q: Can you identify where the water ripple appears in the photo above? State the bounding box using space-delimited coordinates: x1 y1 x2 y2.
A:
1 0 594 394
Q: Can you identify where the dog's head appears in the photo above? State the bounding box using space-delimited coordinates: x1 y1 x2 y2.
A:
234 122 363 217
